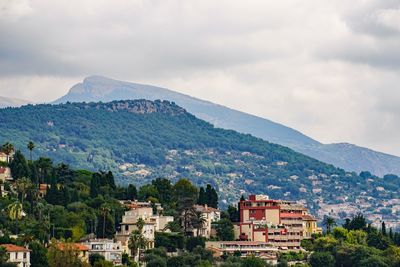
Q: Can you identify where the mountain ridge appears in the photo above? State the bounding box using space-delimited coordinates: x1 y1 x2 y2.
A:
53 76 400 176
1 99 399 224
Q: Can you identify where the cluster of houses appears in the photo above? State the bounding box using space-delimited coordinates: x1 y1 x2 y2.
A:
0 152 322 266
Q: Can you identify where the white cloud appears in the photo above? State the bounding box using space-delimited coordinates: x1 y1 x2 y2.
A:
0 0 400 155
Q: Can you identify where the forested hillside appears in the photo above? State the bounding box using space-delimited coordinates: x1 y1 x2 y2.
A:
0 100 399 223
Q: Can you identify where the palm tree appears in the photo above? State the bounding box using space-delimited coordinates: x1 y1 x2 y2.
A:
99 204 110 238
27 141 35 162
15 177 32 208
8 200 23 234
1 142 14 163
323 216 336 234
191 210 207 236
128 229 148 263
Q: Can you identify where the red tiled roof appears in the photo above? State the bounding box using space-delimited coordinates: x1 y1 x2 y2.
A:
56 243 89 251
1 244 30 252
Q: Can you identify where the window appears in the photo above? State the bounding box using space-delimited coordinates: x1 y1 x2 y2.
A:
23 252 27 259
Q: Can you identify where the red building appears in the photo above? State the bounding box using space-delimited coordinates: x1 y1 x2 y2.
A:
234 194 319 250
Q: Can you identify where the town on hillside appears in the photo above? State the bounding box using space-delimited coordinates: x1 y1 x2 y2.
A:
0 143 400 267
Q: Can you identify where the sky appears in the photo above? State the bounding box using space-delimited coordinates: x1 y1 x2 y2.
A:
1 0 400 156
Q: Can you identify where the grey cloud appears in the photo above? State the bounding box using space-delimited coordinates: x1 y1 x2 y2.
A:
1 0 400 156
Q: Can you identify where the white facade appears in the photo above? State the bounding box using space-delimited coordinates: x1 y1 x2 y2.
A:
1 244 30 267
82 239 123 265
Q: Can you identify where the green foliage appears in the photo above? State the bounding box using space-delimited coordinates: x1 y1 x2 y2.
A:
240 256 265 267
185 237 205 252
215 219 234 241
155 232 184 252
309 251 335 267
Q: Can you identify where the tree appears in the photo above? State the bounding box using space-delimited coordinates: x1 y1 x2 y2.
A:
96 207 114 239
1 142 14 163
198 187 206 205
323 216 336 234
7 200 23 234
191 210 207 237
138 184 159 202
226 205 239 222
47 240 90 267
241 256 265 267
89 253 105 266
27 141 35 162
173 179 198 211
90 173 100 198
15 177 32 207
0 247 9 264
215 219 234 241
126 184 137 200
381 221 386 236
185 236 205 252
309 252 335 267
205 184 218 208
9 151 30 179
128 230 148 263
29 241 49 267
152 178 173 205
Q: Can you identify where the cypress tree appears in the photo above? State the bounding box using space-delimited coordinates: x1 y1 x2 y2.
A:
198 187 206 205
381 221 386 236
106 171 116 189
90 173 100 198
205 184 218 208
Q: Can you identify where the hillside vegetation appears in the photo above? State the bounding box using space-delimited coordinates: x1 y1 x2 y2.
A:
0 100 399 222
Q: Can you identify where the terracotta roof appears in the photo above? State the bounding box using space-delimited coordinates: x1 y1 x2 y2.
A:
39 184 49 191
56 243 89 251
194 205 220 213
1 244 30 252
0 168 6 174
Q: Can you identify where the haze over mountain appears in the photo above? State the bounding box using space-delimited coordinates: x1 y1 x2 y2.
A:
54 76 400 176
0 96 30 108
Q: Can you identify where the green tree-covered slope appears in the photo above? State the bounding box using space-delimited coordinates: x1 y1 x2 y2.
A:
0 100 399 222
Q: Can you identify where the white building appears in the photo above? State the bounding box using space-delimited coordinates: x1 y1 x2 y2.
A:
115 200 174 255
1 244 31 267
189 205 221 238
81 239 123 265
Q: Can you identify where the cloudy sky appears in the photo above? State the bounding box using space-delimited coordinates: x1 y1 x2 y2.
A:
1 0 400 156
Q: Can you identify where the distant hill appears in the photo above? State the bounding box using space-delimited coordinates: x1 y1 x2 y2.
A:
0 100 399 223
0 96 30 108
54 76 400 176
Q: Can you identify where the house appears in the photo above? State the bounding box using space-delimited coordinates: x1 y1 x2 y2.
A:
206 241 278 265
55 243 89 263
115 200 174 255
81 239 123 265
0 152 8 163
0 167 13 183
187 205 221 238
0 244 31 267
39 184 49 198
302 214 322 238
234 195 321 250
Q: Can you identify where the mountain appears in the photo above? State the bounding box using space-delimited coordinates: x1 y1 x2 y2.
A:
0 96 30 108
54 76 400 176
0 100 399 223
